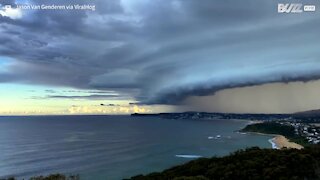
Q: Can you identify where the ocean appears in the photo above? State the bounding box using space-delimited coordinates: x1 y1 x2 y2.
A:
0 115 272 180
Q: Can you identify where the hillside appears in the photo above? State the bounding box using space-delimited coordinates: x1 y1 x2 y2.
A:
294 109 320 118
241 122 309 146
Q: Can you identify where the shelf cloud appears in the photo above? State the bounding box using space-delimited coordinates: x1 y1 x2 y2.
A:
1 0 320 105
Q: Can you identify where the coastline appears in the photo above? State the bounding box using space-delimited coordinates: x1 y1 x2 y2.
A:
268 138 278 149
244 131 303 149
270 135 303 150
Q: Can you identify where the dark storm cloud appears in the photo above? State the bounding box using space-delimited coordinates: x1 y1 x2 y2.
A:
47 94 120 99
1 0 320 104
100 103 119 106
0 73 16 82
37 94 123 100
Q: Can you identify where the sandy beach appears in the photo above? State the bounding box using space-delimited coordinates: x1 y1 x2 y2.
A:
246 131 304 149
271 135 303 149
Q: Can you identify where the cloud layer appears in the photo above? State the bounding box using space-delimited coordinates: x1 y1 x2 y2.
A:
1 0 320 105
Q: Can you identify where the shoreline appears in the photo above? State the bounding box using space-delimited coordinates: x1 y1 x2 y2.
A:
243 131 303 149
270 135 303 150
268 138 279 149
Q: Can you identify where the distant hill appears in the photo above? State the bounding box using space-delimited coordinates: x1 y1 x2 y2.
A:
293 109 320 118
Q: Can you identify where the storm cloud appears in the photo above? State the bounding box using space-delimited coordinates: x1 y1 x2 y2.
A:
1 0 320 104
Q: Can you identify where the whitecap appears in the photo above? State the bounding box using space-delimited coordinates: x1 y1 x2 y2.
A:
175 154 202 158
268 138 279 149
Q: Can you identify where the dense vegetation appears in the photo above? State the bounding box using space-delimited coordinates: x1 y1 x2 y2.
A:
128 145 320 180
241 122 309 146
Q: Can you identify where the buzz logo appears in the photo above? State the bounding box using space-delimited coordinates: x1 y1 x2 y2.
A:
278 4 303 13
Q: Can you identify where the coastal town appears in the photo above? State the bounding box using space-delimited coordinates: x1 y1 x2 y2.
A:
280 122 320 144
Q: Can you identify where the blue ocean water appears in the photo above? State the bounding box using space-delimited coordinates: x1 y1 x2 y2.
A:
0 116 272 180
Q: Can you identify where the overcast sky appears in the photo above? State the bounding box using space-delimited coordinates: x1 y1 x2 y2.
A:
0 0 320 114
